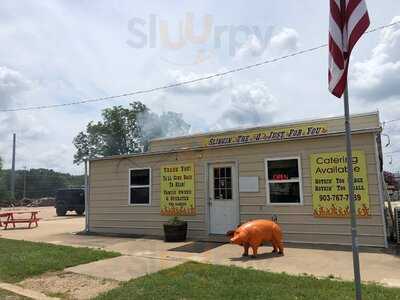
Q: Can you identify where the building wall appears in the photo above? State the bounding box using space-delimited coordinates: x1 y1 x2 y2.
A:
88 131 386 247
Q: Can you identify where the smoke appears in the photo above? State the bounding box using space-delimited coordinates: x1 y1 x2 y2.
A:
212 81 276 130
137 110 190 150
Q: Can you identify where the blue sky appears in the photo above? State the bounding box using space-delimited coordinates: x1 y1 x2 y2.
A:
0 0 399 174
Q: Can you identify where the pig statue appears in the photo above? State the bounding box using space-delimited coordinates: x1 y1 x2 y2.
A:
226 219 284 257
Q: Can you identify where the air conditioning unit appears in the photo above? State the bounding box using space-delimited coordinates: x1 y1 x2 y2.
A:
395 207 400 244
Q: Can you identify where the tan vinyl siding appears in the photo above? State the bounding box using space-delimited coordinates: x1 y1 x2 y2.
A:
88 119 386 247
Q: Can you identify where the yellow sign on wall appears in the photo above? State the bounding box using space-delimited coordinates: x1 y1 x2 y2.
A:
160 163 195 216
310 151 370 218
204 124 328 147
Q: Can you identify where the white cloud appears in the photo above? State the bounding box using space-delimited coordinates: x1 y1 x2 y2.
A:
351 16 400 102
166 69 231 95
235 34 265 59
269 27 299 53
0 113 49 140
0 66 31 107
0 66 86 175
30 144 78 171
0 67 48 169
212 81 276 130
235 27 299 60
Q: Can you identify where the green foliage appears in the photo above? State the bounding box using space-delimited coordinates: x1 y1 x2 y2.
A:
167 216 186 225
95 261 400 300
0 157 10 203
0 238 120 283
0 168 84 203
73 102 147 164
73 101 190 164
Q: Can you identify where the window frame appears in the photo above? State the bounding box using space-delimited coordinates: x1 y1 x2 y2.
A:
128 167 151 206
213 166 233 201
265 156 303 206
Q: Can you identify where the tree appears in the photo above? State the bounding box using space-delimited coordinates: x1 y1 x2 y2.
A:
73 102 146 164
0 168 84 202
73 101 190 164
0 157 9 202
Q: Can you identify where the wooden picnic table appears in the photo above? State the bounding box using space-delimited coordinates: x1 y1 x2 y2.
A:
0 211 40 229
0 212 10 227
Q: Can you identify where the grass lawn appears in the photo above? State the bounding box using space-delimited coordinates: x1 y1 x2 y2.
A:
0 238 120 283
95 261 400 300
0 288 31 300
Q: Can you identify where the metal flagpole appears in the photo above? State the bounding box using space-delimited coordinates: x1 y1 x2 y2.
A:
343 84 362 300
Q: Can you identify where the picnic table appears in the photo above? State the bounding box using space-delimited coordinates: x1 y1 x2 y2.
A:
0 211 40 229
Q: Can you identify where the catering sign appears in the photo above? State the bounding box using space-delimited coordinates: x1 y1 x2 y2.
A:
204 124 328 147
160 163 195 216
310 151 370 218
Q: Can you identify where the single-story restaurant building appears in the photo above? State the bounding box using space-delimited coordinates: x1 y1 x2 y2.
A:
87 111 388 247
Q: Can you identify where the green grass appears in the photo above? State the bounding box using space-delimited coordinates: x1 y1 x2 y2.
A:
0 288 31 300
95 261 400 300
0 238 120 283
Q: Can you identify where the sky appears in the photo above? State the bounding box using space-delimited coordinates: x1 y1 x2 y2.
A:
0 0 399 175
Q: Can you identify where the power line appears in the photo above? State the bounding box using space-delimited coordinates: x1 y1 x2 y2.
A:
384 117 400 124
0 44 326 112
1 20 399 113
385 150 400 155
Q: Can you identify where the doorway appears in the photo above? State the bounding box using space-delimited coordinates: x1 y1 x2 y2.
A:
208 163 239 234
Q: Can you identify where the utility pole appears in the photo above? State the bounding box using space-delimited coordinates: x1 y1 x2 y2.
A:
23 166 27 200
10 133 16 201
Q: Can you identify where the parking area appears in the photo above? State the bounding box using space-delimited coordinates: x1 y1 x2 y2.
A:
0 207 85 244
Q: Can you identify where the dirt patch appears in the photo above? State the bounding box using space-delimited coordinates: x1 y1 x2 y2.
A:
19 271 119 299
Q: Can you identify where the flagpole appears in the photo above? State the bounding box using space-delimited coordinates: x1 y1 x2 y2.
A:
343 84 362 300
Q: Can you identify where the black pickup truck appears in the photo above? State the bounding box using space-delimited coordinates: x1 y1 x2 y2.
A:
55 188 85 216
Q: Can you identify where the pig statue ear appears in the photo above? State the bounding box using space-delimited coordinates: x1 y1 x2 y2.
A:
226 230 235 237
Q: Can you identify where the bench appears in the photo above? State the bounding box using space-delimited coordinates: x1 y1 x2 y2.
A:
1 211 40 230
0 212 10 227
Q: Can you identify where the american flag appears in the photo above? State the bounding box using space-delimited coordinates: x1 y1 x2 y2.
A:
328 0 370 98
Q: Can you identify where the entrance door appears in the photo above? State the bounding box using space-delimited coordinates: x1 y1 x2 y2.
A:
208 163 238 234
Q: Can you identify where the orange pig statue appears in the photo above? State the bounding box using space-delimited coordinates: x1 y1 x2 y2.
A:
226 219 284 257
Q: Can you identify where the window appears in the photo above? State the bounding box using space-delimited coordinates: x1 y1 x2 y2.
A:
213 167 232 200
265 157 302 204
129 168 151 205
